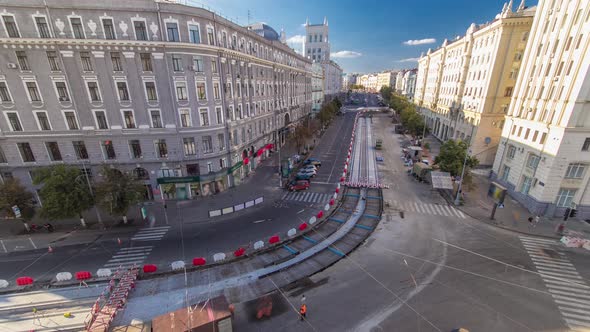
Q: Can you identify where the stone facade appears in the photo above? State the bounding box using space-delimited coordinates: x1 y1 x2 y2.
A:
0 0 312 201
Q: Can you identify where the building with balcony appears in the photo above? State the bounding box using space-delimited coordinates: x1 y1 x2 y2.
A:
401 69 418 100
492 0 590 218
311 62 324 114
0 0 313 201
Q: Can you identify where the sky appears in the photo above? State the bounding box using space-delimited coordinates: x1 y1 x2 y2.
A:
197 0 538 74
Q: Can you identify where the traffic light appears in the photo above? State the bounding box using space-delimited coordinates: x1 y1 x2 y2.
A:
570 208 577 218
563 208 571 221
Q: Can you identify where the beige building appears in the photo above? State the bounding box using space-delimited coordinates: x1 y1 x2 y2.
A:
415 2 535 166
492 0 590 220
366 74 378 92
402 69 418 100
395 70 406 93
376 71 394 91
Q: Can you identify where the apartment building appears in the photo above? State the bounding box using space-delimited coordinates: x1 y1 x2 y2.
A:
415 2 534 165
492 0 590 218
0 0 313 201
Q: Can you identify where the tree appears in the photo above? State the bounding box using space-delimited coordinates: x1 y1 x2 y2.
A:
33 165 94 227
293 124 312 154
0 179 36 231
434 140 479 187
331 97 342 109
380 86 392 101
95 166 145 224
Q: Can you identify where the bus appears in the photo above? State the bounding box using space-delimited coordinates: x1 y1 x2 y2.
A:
375 139 383 150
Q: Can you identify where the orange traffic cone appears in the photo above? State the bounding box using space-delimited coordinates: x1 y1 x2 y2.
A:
48 245 53 253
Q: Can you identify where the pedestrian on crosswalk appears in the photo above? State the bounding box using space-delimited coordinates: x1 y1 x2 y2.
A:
299 303 307 321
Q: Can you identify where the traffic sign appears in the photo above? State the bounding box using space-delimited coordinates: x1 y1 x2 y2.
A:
11 205 21 218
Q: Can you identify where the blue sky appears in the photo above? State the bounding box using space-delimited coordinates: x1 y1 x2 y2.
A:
198 0 537 74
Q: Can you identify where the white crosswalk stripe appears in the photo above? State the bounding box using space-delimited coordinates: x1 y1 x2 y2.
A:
131 226 170 242
390 200 466 219
283 191 331 204
520 236 590 330
103 246 152 270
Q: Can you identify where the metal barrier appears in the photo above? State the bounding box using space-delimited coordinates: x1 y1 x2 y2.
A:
208 196 264 218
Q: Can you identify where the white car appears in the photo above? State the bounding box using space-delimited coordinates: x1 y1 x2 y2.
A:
302 165 317 171
297 168 317 176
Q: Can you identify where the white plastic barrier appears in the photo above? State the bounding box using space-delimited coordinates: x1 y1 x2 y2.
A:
55 272 72 282
0 279 8 288
171 260 185 271
333 193 338 199
344 164 348 170
337 183 341 189
309 216 317 225
96 268 112 278
287 228 296 237
254 241 264 250
324 204 330 211
213 253 226 262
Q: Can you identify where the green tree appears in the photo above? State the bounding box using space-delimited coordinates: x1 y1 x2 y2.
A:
380 86 392 101
95 166 145 224
331 97 342 109
0 179 36 231
33 165 94 227
434 140 479 186
293 124 312 154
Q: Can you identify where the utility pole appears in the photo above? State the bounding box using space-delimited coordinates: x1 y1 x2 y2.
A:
454 125 476 206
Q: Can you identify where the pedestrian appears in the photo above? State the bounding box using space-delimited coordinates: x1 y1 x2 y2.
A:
534 215 540 228
299 303 307 321
528 216 534 227
301 294 306 305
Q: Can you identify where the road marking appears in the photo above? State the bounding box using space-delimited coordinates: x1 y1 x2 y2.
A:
281 192 288 200
561 311 590 323
530 258 575 268
553 295 590 306
118 246 153 251
297 209 305 214
520 236 558 244
107 256 148 262
548 284 590 294
564 318 590 329
414 202 423 213
253 219 267 224
545 279 590 289
0 240 7 253
112 252 150 259
540 271 583 280
551 289 590 300
528 253 570 262
28 237 37 249
559 306 590 316
536 266 581 275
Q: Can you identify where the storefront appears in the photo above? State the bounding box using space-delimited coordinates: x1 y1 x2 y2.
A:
156 176 200 200
229 161 243 187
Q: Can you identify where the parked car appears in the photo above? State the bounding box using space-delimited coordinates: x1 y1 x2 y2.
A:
301 165 317 171
289 180 310 191
292 154 302 163
304 158 322 167
297 168 317 177
295 173 313 180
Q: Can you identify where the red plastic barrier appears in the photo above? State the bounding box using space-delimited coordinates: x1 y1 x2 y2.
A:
75 271 92 280
16 276 33 286
343 169 347 174
335 188 340 193
192 257 206 266
269 235 280 244
317 211 324 218
329 199 335 206
234 247 245 257
340 177 345 182
298 223 308 231
143 264 157 273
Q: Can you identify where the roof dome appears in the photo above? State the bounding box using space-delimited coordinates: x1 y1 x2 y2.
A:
247 22 280 41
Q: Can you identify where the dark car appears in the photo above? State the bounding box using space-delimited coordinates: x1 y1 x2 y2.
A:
295 173 314 180
289 180 310 191
303 158 322 167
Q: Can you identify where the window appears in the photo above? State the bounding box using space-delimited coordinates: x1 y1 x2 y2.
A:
215 106 223 124
524 128 530 140
0 82 12 102
575 34 583 50
207 26 214 45
26 82 41 102
134 21 147 41
501 165 510 182
46 142 62 161
533 130 539 142
87 82 101 101
154 139 168 158
36 112 51 130
172 55 183 71
55 82 70 101
197 82 207 100
507 145 516 159
145 82 157 101
517 127 523 137
17 143 35 162
566 61 574 76
176 82 188 101
186 163 200 176
213 82 221 100
199 108 209 126
189 24 200 43
202 136 213 153
556 188 576 208
44 51 60 71
237 104 243 119
122 110 136 129
102 18 115 39
3 16 19 38
64 111 79 130
583 138 590 151
70 17 85 38
0 146 6 164
35 16 50 38
526 154 540 170
73 141 88 160
140 53 152 71
80 52 93 71
183 137 196 156
211 59 218 73
111 52 123 71
218 133 225 151
129 140 142 158
232 129 238 145
94 110 108 129
179 109 191 127
222 31 227 47
166 22 179 42
6 112 22 131
117 82 130 101
207 162 213 173
520 175 532 195
193 56 204 72
16 51 29 70
504 87 513 97
565 163 586 179
150 110 162 128
102 140 116 159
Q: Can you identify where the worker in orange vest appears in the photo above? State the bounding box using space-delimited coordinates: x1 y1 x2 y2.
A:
299 303 307 321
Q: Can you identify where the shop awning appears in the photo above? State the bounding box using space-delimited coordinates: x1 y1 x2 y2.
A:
157 176 200 184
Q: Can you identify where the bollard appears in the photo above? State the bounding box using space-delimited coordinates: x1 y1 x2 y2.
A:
309 216 317 224
287 228 296 237
56 272 73 282
171 261 185 271
253 241 264 250
0 279 8 288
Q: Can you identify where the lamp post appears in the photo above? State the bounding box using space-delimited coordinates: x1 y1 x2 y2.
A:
67 155 103 227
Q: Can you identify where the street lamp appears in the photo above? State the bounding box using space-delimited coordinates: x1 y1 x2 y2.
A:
66 155 103 227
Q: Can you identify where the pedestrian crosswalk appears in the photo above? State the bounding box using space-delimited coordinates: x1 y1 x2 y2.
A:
390 200 466 219
520 235 590 330
103 246 153 271
282 191 332 204
131 226 170 242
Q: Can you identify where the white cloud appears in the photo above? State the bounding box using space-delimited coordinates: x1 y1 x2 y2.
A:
287 35 306 44
397 57 420 62
403 38 436 46
331 50 362 59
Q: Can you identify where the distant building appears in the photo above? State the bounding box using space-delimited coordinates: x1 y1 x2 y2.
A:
376 72 394 92
395 70 406 93
343 73 358 89
322 60 343 96
304 17 330 61
401 69 417 100
312 63 324 114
